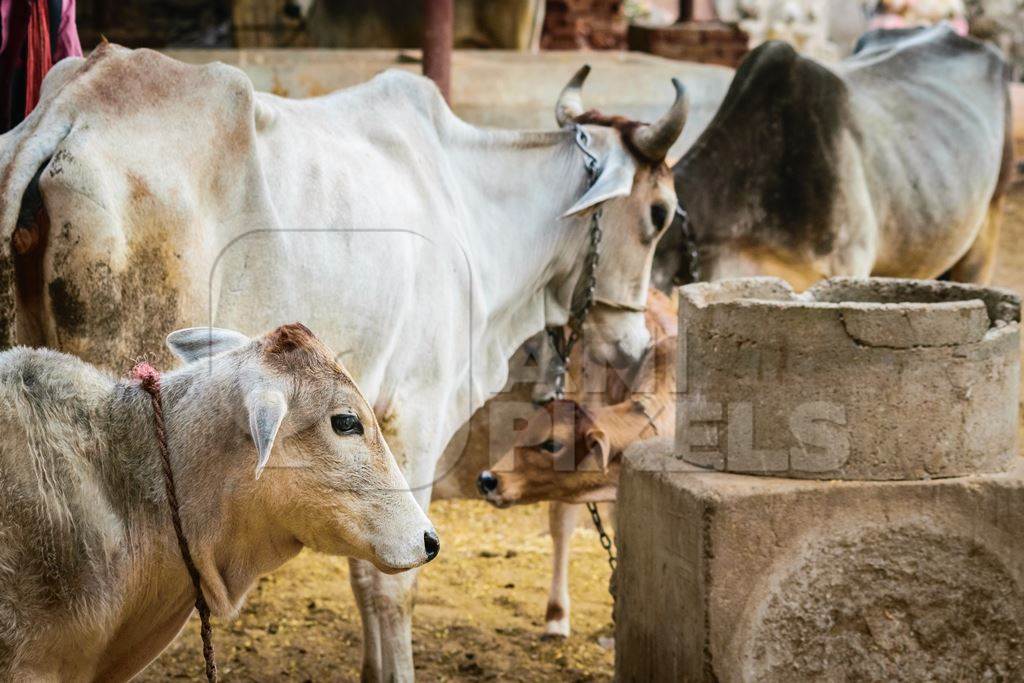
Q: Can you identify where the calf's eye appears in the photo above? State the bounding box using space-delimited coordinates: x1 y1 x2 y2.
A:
538 439 563 453
331 413 364 436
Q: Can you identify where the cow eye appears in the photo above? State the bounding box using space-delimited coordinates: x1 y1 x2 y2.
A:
331 413 363 436
650 204 669 231
538 439 563 453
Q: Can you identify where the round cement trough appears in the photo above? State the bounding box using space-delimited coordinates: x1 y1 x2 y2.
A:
676 276 1021 480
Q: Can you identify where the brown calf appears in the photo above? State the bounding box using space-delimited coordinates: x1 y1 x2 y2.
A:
477 333 675 507
462 288 675 638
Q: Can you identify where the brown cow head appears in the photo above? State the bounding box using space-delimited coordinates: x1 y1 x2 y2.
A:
476 399 621 507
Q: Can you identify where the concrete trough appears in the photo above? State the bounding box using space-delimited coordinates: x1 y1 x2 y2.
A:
616 276 1024 681
676 276 1021 480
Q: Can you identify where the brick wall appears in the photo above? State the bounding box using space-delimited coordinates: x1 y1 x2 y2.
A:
541 0 629 50
628 20 749 68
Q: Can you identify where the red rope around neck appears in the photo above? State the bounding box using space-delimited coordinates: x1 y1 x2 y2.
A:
131 362 218 682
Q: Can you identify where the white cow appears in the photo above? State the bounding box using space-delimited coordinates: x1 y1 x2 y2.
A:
0 323 436 681
0 44 686 679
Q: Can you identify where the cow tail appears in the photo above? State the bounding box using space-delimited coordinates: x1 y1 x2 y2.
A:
0 115 73 349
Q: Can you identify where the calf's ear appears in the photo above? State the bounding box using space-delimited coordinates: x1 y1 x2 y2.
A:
580 429 611 472
562 148 637 218
246 389 288 479
167 327 251 363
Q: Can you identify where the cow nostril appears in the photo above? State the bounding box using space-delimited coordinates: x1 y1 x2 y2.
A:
477 471 498 495
424 530 440 561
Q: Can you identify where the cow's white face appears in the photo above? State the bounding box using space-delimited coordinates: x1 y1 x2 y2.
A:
167 325 439 574
581 147 677 365
554 67 688 366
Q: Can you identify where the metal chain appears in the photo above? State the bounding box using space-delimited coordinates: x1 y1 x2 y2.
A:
546 129 697 623
586 502 617 572
545 128 617 613
546 125 604 400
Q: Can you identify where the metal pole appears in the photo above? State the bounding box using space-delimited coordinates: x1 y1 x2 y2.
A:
423 0 453 102
679 0 693 22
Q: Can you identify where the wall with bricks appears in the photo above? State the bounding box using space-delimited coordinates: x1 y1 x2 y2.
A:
628 20 749 67
541 0 629 50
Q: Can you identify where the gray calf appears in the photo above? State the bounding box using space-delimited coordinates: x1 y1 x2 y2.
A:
0 323 437 681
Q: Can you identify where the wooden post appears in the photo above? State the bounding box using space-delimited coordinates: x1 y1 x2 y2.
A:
423 0 453 102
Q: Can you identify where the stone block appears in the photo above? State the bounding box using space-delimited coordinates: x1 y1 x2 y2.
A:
615 439 1024 682
676 277 1021 480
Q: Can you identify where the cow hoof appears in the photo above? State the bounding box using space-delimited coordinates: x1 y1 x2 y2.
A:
541 622 570 640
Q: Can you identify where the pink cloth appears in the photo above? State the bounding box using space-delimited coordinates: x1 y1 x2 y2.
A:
2 0 81 67
23 0 50 114
1 0 81 127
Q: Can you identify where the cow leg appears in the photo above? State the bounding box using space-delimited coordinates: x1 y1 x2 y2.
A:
349 558 383 681
945 196 1005 285
350 406 438 682
349 553 421 683
543 501 578 639
375 567 420 681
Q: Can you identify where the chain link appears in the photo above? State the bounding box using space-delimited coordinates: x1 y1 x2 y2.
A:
547 128 617 611
546 125 604 400
543 128 619 615
586 502 617 572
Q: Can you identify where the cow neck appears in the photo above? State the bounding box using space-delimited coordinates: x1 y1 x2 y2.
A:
114 368 298 619
450 128 596 400
132 363 217 682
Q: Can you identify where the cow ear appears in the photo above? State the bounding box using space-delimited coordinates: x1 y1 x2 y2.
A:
562 151 637 218
581 429 612 472
246 389 288 479
166 327 251 363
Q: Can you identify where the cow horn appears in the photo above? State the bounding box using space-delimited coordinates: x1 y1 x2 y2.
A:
632 78 689 162
555 64 591 127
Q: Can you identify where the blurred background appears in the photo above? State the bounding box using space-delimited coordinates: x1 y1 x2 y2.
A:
72 0 1023 76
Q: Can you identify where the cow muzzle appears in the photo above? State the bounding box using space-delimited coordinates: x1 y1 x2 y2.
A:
476 470 514 508
372 525 441 574
584 309 650 366
364 492 440 573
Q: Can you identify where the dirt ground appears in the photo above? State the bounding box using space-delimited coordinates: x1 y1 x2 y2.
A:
141 184 1024 682
140 499 617 682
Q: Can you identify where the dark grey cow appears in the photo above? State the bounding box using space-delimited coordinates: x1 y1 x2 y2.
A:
656 26 1014 291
